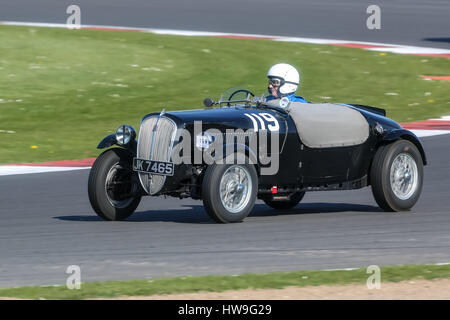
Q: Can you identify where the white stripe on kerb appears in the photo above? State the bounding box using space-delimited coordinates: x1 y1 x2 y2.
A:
410 130 450 138
431 116 450 121
368 47 450 55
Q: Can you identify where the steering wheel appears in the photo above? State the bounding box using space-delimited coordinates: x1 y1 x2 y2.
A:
227 89 255 106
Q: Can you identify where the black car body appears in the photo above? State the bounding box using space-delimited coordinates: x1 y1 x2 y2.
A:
88 88 426 223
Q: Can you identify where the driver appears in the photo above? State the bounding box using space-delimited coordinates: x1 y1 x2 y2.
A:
266 63 307 103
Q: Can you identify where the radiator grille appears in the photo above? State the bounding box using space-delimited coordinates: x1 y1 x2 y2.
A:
137 116 176 195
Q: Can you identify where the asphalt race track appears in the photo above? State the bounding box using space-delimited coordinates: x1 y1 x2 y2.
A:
0 0 449 49
0 0 449 287
0 135 449 287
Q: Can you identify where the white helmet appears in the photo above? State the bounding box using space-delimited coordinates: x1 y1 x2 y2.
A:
267 63 300 96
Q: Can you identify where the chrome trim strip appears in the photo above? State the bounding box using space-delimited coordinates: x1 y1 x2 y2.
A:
137 116 154 195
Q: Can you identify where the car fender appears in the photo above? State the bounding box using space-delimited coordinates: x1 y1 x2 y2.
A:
97 134 117 149
213 143 260 174
380 129 427 165
97 133 137 155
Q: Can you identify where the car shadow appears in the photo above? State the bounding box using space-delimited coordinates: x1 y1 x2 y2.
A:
54 202 381 223
250 203 382 217
422 37 450 44
54 204 211 224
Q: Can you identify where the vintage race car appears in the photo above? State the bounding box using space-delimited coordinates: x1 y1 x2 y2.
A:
88 87 426 223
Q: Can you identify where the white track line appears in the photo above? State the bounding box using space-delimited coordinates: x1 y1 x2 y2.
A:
0 166 90 176
324 262 450 271
2 21 450 56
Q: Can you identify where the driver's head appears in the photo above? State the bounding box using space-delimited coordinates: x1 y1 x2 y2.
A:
267 63 300 98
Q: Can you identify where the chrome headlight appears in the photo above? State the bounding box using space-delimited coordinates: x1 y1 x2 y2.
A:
116 125 136 145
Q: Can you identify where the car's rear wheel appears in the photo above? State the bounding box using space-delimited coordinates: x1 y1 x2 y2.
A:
88 148 142 221
202 160 258 223
262 191 305 210
370 140 423 211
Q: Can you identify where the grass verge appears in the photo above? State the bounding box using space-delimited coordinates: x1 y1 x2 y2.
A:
0 264 449 299
0 26 449 164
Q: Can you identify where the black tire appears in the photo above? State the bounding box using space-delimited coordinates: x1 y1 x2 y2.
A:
262 191 305 210
202 161 258 223
88 148 142 221
370 140 423 212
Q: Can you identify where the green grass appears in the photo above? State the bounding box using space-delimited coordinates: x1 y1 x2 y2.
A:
0 264 449 299
0 25 449 164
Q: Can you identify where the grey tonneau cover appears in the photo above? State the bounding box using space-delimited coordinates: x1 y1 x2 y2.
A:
287 102 370 148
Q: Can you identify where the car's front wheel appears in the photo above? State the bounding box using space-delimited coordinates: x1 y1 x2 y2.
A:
370 140 423 211
88 148 142 221
202 161 258 223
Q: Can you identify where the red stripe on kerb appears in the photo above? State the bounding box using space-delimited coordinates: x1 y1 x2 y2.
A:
8 158 96 167
421 75 450 81
413 54 450 59
215 35 275 40
328 43 391 49
400 121 450 130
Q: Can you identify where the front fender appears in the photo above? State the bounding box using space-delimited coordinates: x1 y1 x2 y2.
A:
381 129 427 165
97 134 137 155
97 134 117 149
221 143 258 165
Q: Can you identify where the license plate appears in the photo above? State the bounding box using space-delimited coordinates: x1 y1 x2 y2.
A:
133 158 175 176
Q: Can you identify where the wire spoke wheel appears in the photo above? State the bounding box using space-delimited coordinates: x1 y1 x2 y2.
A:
370 140 423 212
219 165 252 214
202 158 258 223
390 153 419 200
